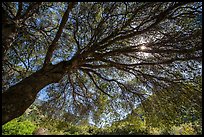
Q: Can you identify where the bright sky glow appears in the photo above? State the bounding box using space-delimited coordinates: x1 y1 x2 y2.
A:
142 52 150 57
140 45 146 50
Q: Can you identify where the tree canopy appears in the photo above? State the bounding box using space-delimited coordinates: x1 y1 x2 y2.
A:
2 2 202 126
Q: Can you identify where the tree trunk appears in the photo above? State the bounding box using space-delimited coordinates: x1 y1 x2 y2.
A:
2 61 71 125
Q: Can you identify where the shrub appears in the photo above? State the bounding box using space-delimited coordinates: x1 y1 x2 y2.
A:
179 123 196 135
2 119 36 135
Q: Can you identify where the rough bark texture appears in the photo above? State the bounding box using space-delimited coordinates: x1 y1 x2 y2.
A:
2 61 71 125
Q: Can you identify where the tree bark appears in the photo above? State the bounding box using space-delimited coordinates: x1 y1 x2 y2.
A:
2 61 71 125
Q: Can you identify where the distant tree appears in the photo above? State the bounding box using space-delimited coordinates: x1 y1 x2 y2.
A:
130 76 202 129
2 2 202 125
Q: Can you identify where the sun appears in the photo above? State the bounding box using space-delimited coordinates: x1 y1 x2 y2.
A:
140 45 146 50
139 45 150 57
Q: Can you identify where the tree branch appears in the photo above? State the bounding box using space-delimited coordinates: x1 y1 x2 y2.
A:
14 2 23 20
84 71 113 98
20 2 42 21
81 68 144 97
43 2 76 66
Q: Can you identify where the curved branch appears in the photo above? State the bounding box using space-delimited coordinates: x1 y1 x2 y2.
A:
80 68 144 97
83 70 113 98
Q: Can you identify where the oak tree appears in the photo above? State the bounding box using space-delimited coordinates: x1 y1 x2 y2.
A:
2 2 202 125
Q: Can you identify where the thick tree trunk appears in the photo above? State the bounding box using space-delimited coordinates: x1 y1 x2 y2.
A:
2 61 71 125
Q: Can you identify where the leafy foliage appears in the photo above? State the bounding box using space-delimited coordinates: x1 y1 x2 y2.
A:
2 117 36 135
139 77 202 128
2 98 201 135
